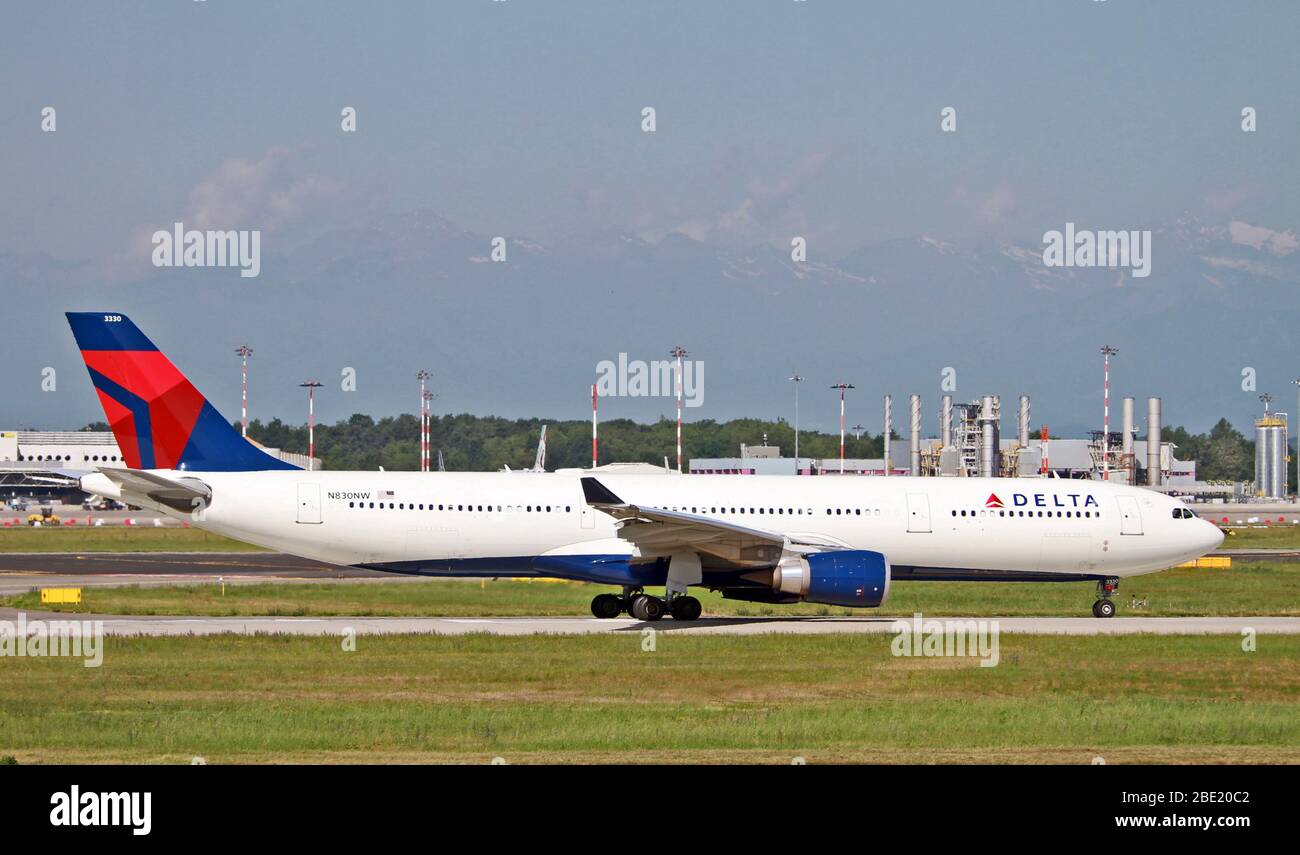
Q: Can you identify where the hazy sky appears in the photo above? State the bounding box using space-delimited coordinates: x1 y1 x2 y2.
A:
2 1 1298 436
5 1 1296 258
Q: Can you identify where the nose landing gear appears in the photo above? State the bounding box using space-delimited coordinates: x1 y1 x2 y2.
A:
1091 578 1119 618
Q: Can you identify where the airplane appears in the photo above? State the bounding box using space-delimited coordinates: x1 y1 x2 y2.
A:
66 312 1224 620
501 425 547 473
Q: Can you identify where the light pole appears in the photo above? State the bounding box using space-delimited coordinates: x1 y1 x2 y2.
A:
423 390 435 473
671 345 688 473
591 382 599 470
1294 378 1300 499
789 373 803 471
830 383 855 474
417 369 430 472
235 345 253 438
1100 345 1118 480
299 381 323 472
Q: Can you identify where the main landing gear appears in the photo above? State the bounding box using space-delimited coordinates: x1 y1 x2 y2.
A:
589 588 702 621
1091 578 1119 618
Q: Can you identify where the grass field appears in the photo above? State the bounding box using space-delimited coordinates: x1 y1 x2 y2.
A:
0 527 263 553
0 633 1295 764
7 561 1298 617
1219 525 1300 549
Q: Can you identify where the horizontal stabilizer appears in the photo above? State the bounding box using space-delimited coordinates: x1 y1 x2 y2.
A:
98 467 212 513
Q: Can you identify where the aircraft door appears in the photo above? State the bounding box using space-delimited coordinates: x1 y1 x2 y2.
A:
1117 495 1143 535
297 483 322 524
906 493 932 533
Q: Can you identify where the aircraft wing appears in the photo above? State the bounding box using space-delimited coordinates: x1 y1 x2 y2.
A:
582 476 834 569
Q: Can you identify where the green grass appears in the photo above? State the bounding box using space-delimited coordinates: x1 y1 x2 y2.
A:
0 633 1295 763
1219 525 1300 549
7 561 1298 617
0 526 264 553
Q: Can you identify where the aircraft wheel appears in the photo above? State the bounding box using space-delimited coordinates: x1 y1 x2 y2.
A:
631 594 664 622
670 595 702 621
590 593 623 619
1093 599 1115 618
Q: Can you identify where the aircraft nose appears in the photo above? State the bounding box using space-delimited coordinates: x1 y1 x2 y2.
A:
1200 519 1225 553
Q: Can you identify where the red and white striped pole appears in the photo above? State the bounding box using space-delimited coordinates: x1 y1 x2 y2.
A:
300 381 323 472
1101 346 1117 480
671 346 687 473
423 390 434 473
830 383 855 474
417 370 430 472
236 345 253 438
591 383 598 469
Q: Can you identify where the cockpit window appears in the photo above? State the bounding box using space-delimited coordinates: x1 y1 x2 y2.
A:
1172 507 1194 519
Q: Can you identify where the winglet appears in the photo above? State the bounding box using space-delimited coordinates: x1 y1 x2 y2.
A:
581 476 624 505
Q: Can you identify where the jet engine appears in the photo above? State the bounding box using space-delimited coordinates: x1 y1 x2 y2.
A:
771 550 891 607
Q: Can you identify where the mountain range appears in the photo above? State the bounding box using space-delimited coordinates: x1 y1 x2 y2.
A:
4 210 1296 438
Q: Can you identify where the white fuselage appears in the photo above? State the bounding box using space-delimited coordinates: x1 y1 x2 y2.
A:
84 470 1224 582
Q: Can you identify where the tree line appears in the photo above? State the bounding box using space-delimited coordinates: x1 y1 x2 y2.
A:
77 413 1289 484
241 413 1287 483
239 413 888 473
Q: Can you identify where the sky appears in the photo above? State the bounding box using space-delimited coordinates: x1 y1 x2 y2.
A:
2 1 1298 436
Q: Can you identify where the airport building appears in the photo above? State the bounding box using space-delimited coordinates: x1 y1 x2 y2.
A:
689 439 1194 483
1254 412 1289 500
689 393 1220 496
1 430 316 500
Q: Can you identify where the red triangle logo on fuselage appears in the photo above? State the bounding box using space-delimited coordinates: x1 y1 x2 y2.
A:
985 493 1004 508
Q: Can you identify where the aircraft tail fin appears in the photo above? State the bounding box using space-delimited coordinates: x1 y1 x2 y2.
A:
65 312 298 472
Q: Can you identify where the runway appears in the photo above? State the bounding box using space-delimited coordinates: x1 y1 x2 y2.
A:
1 609 1296 637
2 547 1294 598
2 552 1297 637
0 551 384 596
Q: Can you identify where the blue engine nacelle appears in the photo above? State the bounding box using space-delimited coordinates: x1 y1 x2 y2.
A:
772 550 891 607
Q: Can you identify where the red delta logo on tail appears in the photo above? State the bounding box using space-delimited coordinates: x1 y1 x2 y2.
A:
985 493 1004 509
65 313 297 472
